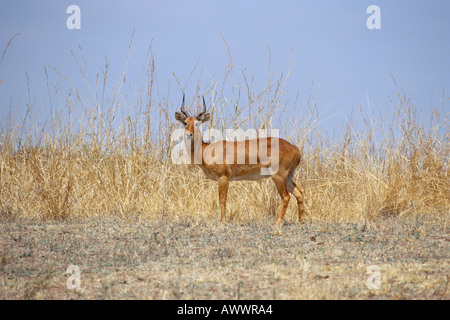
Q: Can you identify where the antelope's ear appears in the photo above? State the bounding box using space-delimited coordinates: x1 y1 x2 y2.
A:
175 112 186 123
197 113 210 123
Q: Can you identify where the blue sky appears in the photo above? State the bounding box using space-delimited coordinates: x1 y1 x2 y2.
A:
0 0 449 135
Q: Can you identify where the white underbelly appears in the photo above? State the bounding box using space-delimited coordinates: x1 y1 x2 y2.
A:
230 171 270 181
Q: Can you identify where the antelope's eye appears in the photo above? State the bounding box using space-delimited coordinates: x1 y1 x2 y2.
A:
183 121 187 126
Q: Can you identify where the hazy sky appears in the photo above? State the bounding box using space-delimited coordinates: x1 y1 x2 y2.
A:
0 1 449 133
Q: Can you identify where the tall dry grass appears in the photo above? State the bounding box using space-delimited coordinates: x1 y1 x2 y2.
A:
0 40 448 222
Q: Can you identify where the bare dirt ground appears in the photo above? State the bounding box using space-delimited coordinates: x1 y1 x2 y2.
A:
0 214 448 300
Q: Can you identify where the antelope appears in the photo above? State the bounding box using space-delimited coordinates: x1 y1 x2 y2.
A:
175 94 305 225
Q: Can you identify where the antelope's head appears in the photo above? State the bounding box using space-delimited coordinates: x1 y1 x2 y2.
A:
175 94 210 140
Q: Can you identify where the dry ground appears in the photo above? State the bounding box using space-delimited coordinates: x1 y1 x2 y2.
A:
0 214 448 300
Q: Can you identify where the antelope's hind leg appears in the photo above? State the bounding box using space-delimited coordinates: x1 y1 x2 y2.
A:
286 176 305 223
272 175 291 224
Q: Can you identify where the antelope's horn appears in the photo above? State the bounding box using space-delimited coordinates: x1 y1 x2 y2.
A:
195 96 207 118
180 93 188 117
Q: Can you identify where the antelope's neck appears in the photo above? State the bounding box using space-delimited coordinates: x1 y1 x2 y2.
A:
187 129 208 165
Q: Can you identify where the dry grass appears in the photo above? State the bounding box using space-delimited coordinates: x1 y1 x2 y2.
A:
0 45 448 223
0 40 448 299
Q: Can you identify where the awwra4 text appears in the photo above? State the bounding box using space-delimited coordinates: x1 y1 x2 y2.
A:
222 304 273 315
177 304 273 317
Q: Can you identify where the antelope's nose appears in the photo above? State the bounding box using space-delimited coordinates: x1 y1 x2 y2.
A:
186 133 193 139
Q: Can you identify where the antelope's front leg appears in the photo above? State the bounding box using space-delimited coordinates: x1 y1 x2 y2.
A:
218 176 229 223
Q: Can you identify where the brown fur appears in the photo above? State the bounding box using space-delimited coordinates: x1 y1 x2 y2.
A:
176 109 304 224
